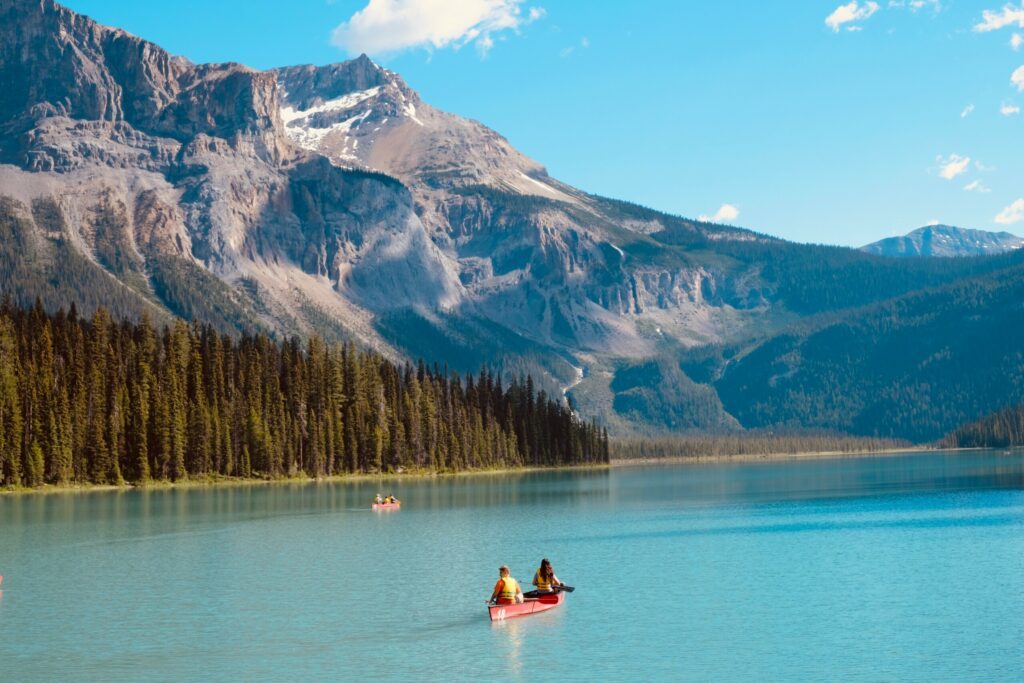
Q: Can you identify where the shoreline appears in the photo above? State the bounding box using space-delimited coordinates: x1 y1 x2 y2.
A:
5 446 1013 496
0 463 613 496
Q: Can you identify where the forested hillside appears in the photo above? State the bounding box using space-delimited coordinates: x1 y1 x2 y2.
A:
0 301 608 488
941 406 1024 449
710 262 1024 441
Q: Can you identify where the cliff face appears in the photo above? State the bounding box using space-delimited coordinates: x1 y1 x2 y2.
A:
0 0 287 166
274 57 772 360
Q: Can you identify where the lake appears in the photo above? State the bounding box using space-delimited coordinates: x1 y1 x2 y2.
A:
2 451 1024 681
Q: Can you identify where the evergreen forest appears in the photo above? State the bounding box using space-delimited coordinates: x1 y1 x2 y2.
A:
0 301 608 488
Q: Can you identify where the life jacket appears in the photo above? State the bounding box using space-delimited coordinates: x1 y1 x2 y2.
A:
497 576 520 603
535 569 554 591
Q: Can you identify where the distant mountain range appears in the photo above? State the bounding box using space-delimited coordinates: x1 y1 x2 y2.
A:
2 0 1023 442
862 225 1024 258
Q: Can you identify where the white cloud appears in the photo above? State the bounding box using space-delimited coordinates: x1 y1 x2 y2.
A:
475 33 495 56
995 198 1024 224
331 0 545 56
826 1 880 32
699 204 741 223
1013 33 1024 49
961 104 975 118
964 180 991 193
888 0 941 12
1001 102 1021 115
974 3 1024 32
926 218 941 226
936 154 971 180
1012 64 1024 90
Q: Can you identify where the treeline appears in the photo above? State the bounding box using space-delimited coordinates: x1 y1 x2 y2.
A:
0 301 608 488
610 432 910 460
941 406 1024 449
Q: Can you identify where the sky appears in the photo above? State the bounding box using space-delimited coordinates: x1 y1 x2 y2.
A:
60 0 1024 246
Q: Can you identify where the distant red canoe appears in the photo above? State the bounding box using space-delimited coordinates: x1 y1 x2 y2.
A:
372 502 401 510
488 591 565 621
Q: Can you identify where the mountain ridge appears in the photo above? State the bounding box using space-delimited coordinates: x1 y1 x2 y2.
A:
2 0 1022 441
861 224 1024 258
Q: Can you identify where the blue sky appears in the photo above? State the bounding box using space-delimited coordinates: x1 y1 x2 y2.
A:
62 0 1024 246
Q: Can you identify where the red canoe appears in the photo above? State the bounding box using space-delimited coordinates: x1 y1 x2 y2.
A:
372 502 401 510
488 591 565 621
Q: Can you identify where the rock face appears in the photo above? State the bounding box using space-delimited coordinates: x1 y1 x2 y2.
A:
0 0 286 168
861 225 1024 258
274 57 771 361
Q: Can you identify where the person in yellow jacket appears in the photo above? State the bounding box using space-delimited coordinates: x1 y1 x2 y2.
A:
531 558 562 594
490 565 524 605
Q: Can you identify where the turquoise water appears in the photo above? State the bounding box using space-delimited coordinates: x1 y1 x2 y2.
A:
2 451 1024 681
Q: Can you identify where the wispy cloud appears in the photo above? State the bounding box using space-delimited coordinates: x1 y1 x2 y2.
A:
964 179 991 193
974 3 1024 32
995 198 1024 224
826 1 880 32
961 103 975 118
936 154 971 180
1012 64 1024 90
1013 32 1024 49
559 36 590 58
331 0 545 56
1001 102 1021 115
888 0 941 12
699 204 740 224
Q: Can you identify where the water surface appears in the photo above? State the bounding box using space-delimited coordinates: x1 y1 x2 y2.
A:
2 451 1024 681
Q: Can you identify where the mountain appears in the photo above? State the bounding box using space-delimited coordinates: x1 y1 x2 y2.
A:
709 259 1024 442
861 225 1024 258
2 0 1024 442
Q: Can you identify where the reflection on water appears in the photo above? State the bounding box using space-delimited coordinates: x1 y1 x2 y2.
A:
0 467 614 532
611 450 1024 506
5 451 1023 532
492 616 525 676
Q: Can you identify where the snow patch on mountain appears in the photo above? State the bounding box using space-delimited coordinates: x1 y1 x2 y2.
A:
279 87 381 125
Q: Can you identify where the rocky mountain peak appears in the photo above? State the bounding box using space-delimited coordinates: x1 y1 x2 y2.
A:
861 225 1024 258
275 54 404 111
273 55 575 204
0 0 290 169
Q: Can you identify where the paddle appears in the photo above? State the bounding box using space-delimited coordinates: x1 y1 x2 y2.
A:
554 584 574 593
